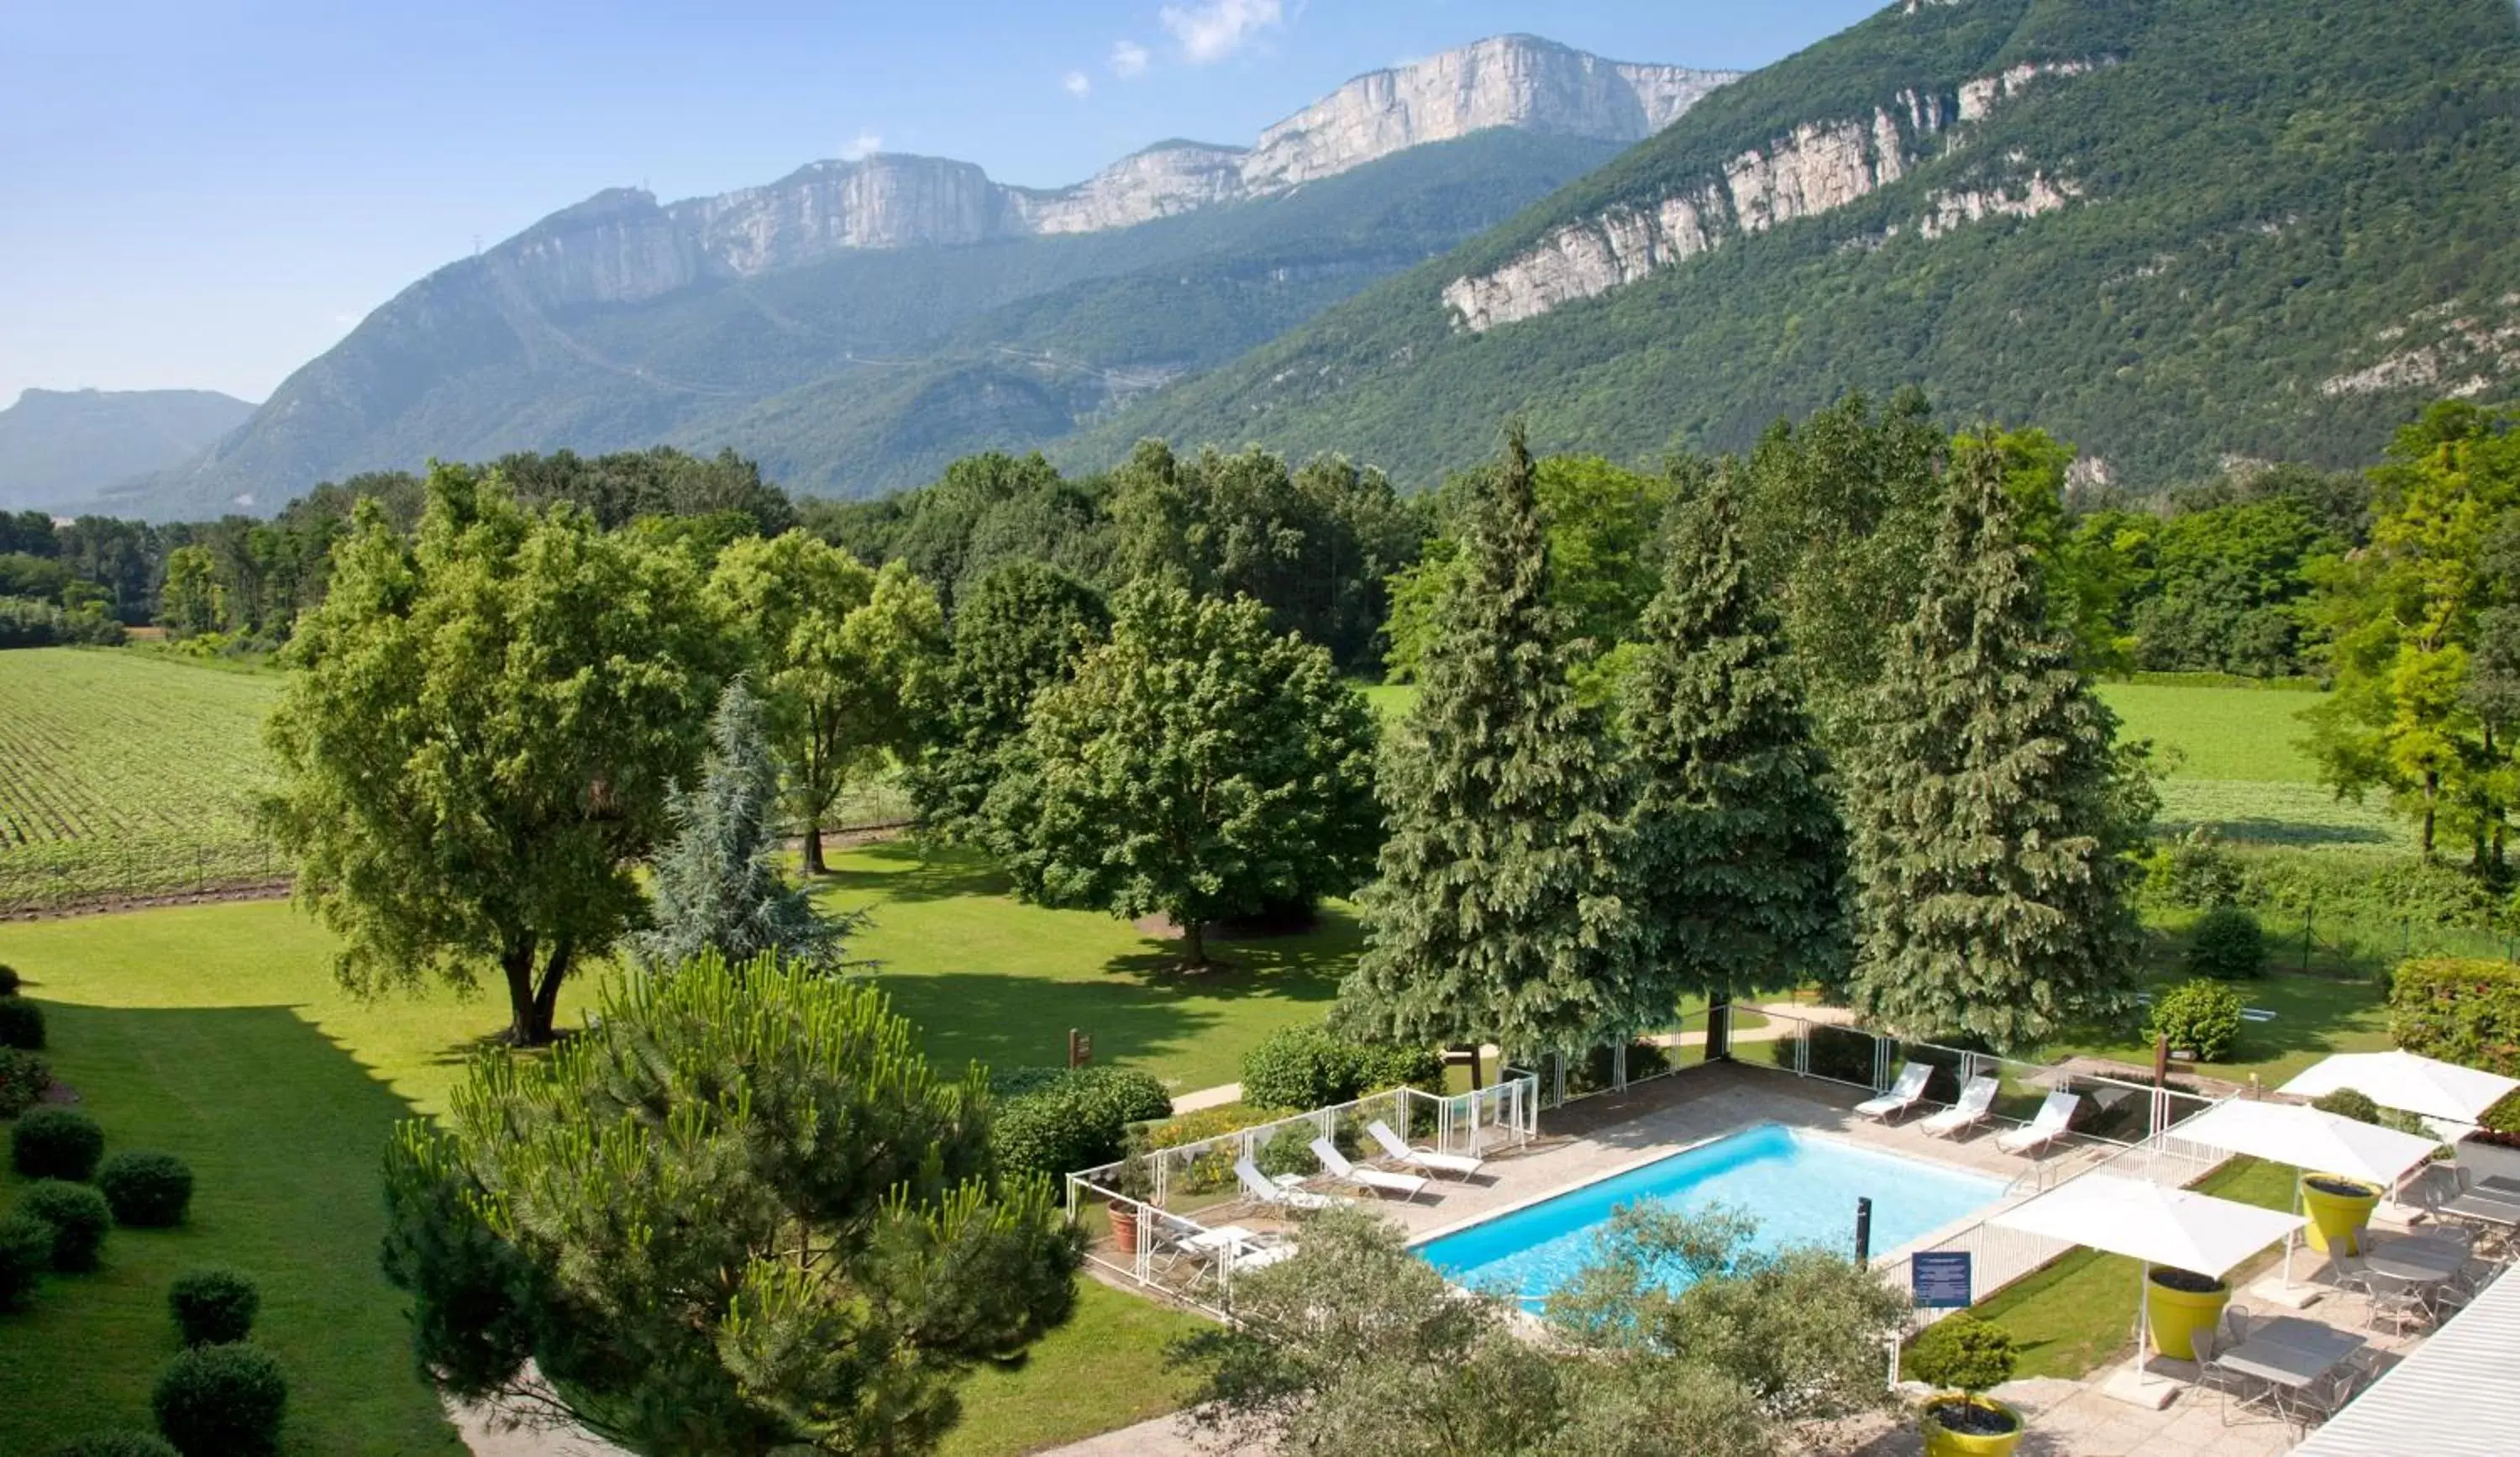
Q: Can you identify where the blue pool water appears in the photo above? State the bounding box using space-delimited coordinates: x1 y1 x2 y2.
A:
1415 1123 2003 1305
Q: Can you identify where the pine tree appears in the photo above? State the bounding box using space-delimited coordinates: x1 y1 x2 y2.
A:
1620 465 1848 1011
1843 440 2139 1049
1336 429 1644 1070
635 681 849 976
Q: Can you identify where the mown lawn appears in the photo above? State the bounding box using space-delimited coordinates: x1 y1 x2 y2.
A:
0 835 1341 1454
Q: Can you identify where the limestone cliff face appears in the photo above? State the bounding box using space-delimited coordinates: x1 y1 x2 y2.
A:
1241 34 1735 191
1442 60 2103 332
476 35 1735 310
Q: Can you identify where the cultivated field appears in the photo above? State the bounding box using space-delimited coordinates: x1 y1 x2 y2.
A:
0 649 285 907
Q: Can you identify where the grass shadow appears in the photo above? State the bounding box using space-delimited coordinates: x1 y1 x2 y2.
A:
816 839 1011 903
0 1001 465 1455
2155 815 2393 849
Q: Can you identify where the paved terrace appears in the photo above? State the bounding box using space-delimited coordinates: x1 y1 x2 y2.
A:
1071 1060 2463 1457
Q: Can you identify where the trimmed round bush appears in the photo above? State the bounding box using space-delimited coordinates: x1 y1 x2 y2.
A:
0 996 44 1051
12 1105 104 1180
2313 1087 2381 1125
48 1433 183 1457
2186 905 2267 979
1068 1066 1172 1125
0 964 19 996
1906 1312 2020 1393
19 1179 113 1272
0 1048 49 1118
990 1082 1121 1181
98 1152 195 1228
2150 979 2244 1063
0 1211 50 1311
152 1343 287 1457
169 1268 260 1346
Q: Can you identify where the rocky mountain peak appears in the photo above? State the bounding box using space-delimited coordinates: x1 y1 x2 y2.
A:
469 34 1735 310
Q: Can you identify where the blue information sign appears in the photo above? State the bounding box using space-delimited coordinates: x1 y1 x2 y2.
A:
1913 1251 1972 1309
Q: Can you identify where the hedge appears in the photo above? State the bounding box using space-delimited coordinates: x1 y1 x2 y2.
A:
18 1180 113 1273
152 1344 288 1457
987 1065 1173 1181
0 1049 48 1118
0 1212 49 1311
13 1106 104 1181
0 996 44 1052
1241 1025 1441 1111
99 1153 196 1228
2389 958 2520 1078
169 1268 260 1346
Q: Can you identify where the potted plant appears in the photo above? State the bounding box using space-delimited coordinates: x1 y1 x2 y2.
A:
2144 1266 2230 1360
1104 1131 1156 1256
1908 1312 2024 1457
2300 1172 2384 1254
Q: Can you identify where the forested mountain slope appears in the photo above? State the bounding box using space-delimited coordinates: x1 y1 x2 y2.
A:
1072 0 2520 489
114 37 1726 519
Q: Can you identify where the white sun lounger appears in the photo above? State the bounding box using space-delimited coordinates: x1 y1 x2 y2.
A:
1310 1137 1431 1202
1996 1090 2080 1155
1234 1155 1336 1210
1366 1118 1483 1178
1856 1062 1935 1122
1921 1076 2000 1139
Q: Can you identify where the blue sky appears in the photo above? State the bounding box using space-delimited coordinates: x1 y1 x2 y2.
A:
0 1 1882 406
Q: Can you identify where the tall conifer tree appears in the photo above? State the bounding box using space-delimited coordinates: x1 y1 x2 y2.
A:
635 681 849 976
1337 429 1643 1070
1844 440 2139 1049
1620 466 1848 1008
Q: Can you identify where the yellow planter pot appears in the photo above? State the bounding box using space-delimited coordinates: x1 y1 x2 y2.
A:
1921 1395 2025 1457
2301 1174 2382 1255
2145 1270 2230 1361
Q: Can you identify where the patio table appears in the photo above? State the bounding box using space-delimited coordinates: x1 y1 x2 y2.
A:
2362 1244 2463 1284
2216 1323 2365 1428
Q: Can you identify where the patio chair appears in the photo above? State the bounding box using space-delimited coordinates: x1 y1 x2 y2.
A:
1919 1076 2000 1139
1995 1090 2081 1156
1233 1155 1337 1211
1366 1118 1484 1178
1310 1137 1431 1202
2194 1307 2275 1426
1855 1062 1933 1122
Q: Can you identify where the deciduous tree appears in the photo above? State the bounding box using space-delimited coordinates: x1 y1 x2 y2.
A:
382 952 1081 1456
988 577 1379 966
908 559 1108 835
1842 439 2140 1049
711 531 944 872
263 466 724 1044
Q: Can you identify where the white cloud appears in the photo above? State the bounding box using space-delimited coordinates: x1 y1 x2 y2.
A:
1158 0 1282 65
1110 39 1151 77
1062 70 1092 97
839 129 883 161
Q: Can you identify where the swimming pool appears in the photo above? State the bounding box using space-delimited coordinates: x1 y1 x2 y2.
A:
1415 1123 2003 1306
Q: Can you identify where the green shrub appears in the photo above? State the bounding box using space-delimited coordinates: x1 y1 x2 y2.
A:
984 1067 1068 1102
2388 958 2520 1078
1242 1026 1361 1110
0 964 18 996
169 1268 260 1346
152 1343 287 1457
0 996 44 1051
2313 1088 2381 1125
988 1065 1178 1181
2481 1089 2520 1138
98 1153 196 1228
47 1432 181 1457
0 1048 48 1118
12 1106 104 1180
0 1212 49 1310
1254 1124 1320 1180
2150 980 2244 1063
1242 1025 1439 1110
1905 1312 2020 1394
1068 1065 1173 1125
2142 828 2245 910
2186 906 2267 979
18 1180 112 1273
